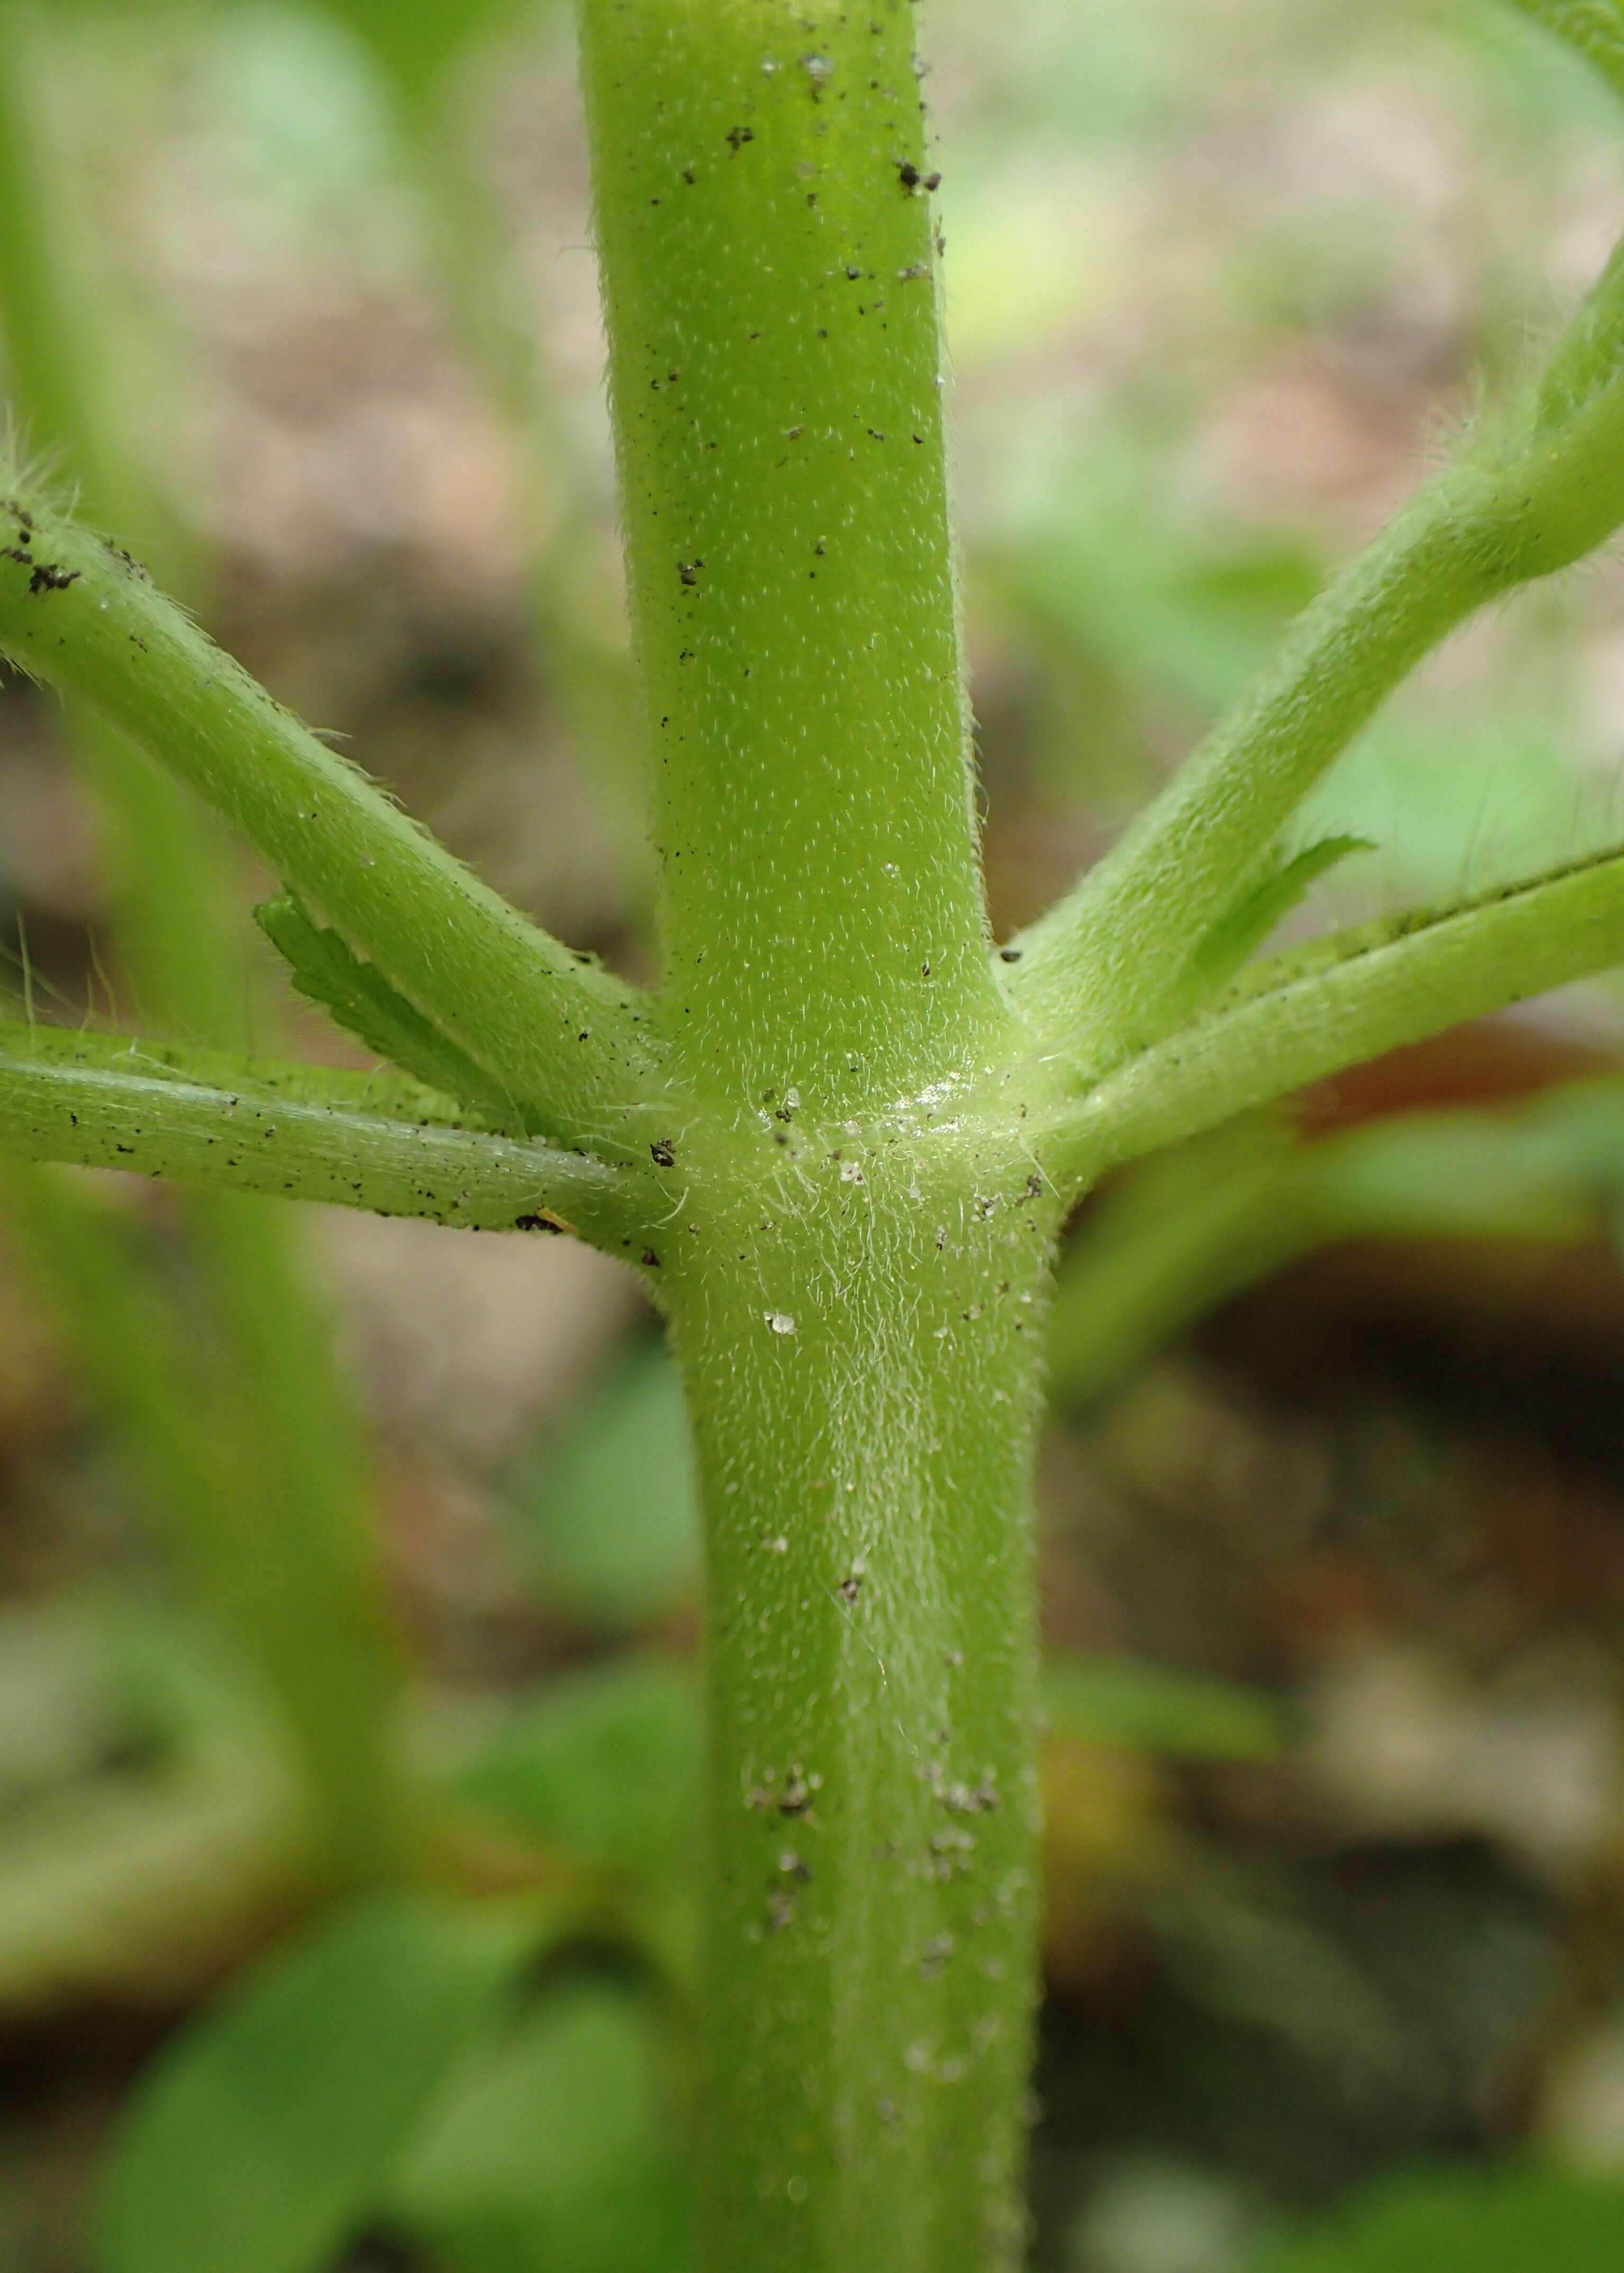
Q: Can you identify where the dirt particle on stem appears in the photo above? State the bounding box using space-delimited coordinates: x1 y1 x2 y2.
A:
24 559 79 595
748 1765 819 1816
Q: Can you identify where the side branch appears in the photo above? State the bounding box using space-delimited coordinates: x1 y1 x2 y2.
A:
1009 225 1624 1072
1044 849 1624 1191
0 1026 647 1249
0 489 657 1157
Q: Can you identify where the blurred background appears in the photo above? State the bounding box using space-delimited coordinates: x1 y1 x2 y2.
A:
11 1 1624 2268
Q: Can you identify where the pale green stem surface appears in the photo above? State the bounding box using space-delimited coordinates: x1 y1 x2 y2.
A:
1011 226 1624 1071
0 501 654 1156
1047 848 1624 1186
580 0 1004 1118
663 1154 1058 2273
580 4 1046 2267
0 1024 639 1244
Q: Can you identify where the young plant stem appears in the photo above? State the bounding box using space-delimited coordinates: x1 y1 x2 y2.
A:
0 1023 638 1240
10 0 1624 2256
1011 223 1624 1073
579 0 1004 1116
1049 847 1624 1186
580 4 1051 2263
0 499 655 1154
664 1163 1057 2273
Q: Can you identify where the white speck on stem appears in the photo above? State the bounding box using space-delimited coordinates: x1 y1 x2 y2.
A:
766 1311 798 1336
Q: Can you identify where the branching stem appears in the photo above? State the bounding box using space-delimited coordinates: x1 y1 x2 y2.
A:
1044 848 1624 1187
1011 226 1624 1071
0 497 656 1156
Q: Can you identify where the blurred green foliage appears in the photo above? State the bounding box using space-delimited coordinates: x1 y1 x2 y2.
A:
99 1897 543 2273
1043 1658 1289 1764
503 1347 701 1630
453 1658 700 1880
1248 2163 1624 2271
386 1978 689 2273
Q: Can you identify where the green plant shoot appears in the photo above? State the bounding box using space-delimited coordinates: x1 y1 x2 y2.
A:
5 1 1624 2265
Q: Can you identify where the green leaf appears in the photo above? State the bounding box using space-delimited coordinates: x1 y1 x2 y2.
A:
1042 1656 1289 1762
96 1895 539 2273
387 1979 691 2273
505 1347 702 1629
1191 836 1375 994
256 892 537 1133
1247 2162 1624 2272
455 1659 702 1879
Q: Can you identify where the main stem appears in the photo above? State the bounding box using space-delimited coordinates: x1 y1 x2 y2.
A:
580 4 1055 2263
668 1164 1056 2273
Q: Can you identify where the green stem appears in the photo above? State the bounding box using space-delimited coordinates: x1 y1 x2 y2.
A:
1012 225 1624 1071
580 0 1003 1117
0 493 655 1156
1047 847 1624 1185
581 6 1047 2264
665 1148 1058 2273
0 1024 641 1244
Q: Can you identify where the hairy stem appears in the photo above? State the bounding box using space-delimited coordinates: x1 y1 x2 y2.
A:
1046 848 1624 1185
581 5 1044 2265
0 1025 641 1245
580 0 1003 1117
0 495 655 1155
1012 224 1624 1071
665 1145 1058 2273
